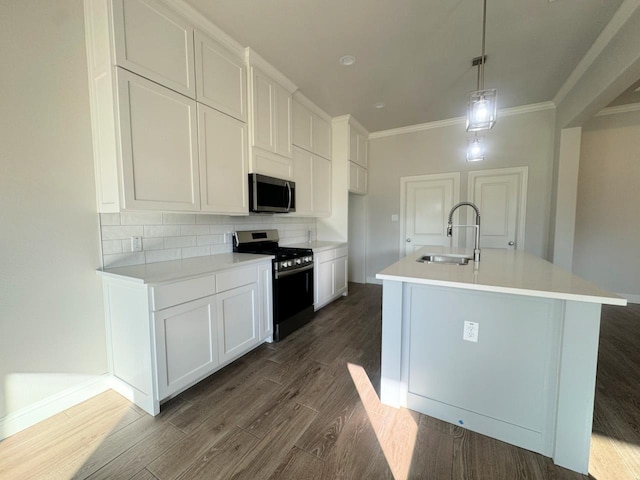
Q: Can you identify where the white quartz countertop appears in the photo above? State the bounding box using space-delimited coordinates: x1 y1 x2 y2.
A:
376 246 627 306
286 241 348 252
97 253 273 285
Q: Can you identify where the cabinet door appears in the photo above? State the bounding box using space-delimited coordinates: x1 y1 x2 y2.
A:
217 283 260 364
112 0 195 98
334 256 348 296
292 147 313 216
313 115 332 159
198 103 248 214
317 260 334 308
251 68 275 152
357 131 368 168
258 263 273 341
349 162 359 193
116 68 200 211
313 155 331 216
292 99 313 152
349 125 358 164
274 84 293 158
154 295 217 399
194 31 247 122
359 167 368 194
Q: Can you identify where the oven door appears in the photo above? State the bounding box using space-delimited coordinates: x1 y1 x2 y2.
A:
273 263 314 325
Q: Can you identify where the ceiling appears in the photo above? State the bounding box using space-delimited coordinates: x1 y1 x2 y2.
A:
183 0 626 132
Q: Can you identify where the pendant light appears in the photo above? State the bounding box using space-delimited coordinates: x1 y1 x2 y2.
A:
466 0 497 132
466 134 485 162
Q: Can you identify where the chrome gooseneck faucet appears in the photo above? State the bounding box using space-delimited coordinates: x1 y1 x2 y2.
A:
447 202 481 263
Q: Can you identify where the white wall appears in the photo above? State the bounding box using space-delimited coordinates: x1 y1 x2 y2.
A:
367 107 556 279
573 109 640 301
0 0 107 426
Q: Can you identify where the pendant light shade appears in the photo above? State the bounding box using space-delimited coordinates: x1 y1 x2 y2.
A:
466 0 496 133
467 88 497 131
466 135 485 162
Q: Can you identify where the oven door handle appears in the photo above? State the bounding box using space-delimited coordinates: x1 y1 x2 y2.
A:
275 263 313 279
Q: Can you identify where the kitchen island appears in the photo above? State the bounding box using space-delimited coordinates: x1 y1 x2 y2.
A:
376 247 626 474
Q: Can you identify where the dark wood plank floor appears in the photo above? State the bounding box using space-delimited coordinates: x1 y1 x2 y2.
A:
1 284 639 479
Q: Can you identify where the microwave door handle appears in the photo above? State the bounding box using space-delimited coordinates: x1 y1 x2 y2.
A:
285 182 292 212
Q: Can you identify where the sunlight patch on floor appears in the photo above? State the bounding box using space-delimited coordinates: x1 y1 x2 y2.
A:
347 362 418 480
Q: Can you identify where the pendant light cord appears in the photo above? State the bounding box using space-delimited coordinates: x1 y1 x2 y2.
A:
480 0 487 91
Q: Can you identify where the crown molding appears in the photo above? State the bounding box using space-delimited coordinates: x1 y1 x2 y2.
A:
168 0 245 57
331 114 369 134
369 102 555 139
348 116 369 135
245 48 297 93
595 102 640 116
293 92 332 122
553 0 640 106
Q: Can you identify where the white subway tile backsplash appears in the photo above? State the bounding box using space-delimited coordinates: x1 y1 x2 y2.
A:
102 225 143 240
164 236 197 248
145 248 181 264
142 237 164 251
180 224 210 235
163 213 196 224
99 213 316 267
182 245 211 258
102 240 123 255
121 212 163 225
144 225 181 238
103 252 145 268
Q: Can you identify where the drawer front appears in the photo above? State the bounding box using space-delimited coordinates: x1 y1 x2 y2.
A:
152 275 216 311
216 265 258 293
335 245 348 258
315 249 335 263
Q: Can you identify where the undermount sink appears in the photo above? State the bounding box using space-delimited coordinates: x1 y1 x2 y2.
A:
417 254 472 265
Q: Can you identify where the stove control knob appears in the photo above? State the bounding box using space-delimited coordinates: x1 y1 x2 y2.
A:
296 258 302 265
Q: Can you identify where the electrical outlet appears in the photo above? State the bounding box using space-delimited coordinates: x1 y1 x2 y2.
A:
463 321 479 342
131 236 142 252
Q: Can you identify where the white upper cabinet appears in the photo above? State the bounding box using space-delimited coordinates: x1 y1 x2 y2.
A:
249 66 293 158
246 49 297 179
116 68 200 211
194 31 247 122
198 103 248 214
292 146 331 217
349 124 368 168
111 0 196 98
292 95 332 160
349 161 367 195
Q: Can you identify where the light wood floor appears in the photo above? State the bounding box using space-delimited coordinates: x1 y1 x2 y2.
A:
1 284 639 479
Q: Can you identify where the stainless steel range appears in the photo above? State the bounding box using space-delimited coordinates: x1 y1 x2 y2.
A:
233 230 314 341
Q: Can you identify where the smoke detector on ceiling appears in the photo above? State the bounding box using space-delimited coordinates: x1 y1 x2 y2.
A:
339 55 356 66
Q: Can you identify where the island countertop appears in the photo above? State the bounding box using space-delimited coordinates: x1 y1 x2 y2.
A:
376 246 626 306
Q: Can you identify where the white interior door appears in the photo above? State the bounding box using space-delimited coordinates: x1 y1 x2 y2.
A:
468 167 528 250
400 173 460 257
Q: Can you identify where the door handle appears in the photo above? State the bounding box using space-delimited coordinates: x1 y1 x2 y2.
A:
406 238 411 243
508 241 515 246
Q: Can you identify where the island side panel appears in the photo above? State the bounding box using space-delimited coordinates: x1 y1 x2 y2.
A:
380 279 404 407
554 301 602 474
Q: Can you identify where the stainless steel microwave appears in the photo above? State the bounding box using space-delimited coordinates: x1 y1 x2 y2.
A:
248 174 296 213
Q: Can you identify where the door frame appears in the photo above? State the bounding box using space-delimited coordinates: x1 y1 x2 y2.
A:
468 166 528 250
399 172 461 258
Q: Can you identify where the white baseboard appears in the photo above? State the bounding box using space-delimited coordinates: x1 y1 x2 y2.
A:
367 276 383 285
0 374 111 441
617 293 640 304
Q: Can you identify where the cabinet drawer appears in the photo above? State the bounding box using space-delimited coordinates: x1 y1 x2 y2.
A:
216 266 258 293
335 246 348 258
152 275 216 311
315 250 335 263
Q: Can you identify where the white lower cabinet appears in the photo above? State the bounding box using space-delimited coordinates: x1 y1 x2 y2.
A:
100 259 272 415
154 295 217 400
217 283 260 363
314 245 348 310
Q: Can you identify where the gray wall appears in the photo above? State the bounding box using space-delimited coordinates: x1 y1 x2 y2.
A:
367 108 556 279
0 0 107 420
573 110 640 299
